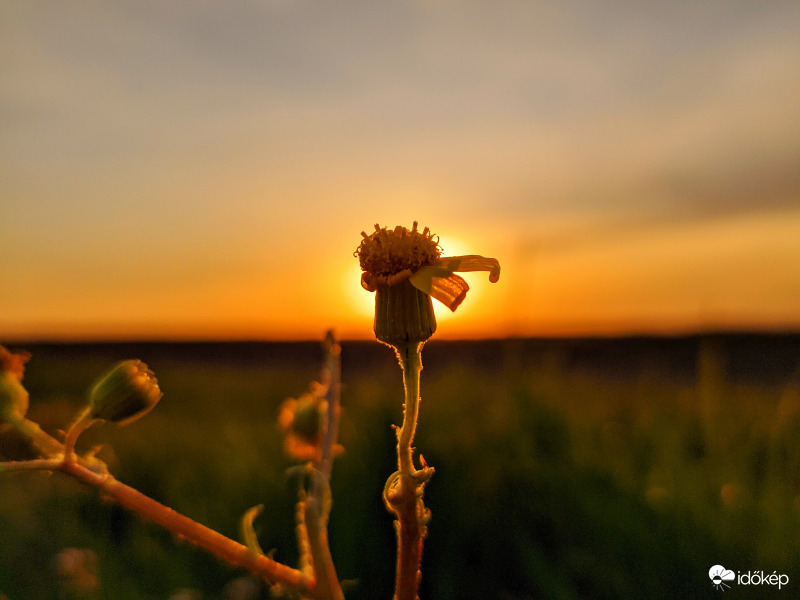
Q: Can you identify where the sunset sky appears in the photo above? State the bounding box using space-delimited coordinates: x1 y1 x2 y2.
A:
2 1 799 341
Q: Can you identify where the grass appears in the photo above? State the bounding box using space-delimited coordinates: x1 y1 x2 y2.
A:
1 334 799 599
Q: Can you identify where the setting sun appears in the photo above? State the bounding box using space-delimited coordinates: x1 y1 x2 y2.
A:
344 261 375 324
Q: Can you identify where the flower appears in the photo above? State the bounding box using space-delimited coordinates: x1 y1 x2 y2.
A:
278 389 325 461
355 222 500 346
0 345 31 421
0 345 31 420
0 345 30 380
88 360 163 426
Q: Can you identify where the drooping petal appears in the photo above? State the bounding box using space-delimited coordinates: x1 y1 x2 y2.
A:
434 255 500 283
410 266 470 311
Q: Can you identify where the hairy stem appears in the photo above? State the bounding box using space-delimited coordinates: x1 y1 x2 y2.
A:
389 341 429 600
397 342 423 475
63 406 94 461
0 458 62 473
317 331 341 485
58 458 314 590
305 331 345 600
304 497 344 600
3 414 319 593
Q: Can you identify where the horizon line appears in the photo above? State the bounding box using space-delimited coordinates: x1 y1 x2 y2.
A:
4 326 799 346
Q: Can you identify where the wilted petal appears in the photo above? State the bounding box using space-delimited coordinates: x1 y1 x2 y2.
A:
434 255 500 283
410 266 470 311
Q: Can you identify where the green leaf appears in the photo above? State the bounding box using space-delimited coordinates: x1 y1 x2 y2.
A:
240 504 266 557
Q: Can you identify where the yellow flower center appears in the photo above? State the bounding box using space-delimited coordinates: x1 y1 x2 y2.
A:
356 222 441 278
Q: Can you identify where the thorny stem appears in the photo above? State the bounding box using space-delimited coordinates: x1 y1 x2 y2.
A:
387 341 432 600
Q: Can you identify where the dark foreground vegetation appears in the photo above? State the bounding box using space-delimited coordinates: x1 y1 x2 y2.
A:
1 334 799 599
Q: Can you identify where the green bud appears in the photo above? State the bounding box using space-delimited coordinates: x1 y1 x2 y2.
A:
89 360 162 426
0 371 29 421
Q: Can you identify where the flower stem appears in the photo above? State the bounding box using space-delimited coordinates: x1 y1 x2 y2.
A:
318 330 341 484
397 342 423 475
63 406 94 461
0 458 62 473
304 496 344 600
306 331 345 600
388 341 431 600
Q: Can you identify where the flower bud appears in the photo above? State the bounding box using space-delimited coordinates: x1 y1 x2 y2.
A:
374 278 437 348
0 371 29 421
292 394 323 442
277 392 326 461
88 360 162 426
0 346 30 421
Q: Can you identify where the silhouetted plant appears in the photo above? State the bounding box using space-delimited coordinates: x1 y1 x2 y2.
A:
0 222 500 600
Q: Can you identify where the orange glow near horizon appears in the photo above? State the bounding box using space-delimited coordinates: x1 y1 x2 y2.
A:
3 208 800 342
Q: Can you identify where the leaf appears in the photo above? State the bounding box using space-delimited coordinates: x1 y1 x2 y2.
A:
240 504 266 557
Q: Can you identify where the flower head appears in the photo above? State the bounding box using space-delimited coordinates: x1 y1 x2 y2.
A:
0 345 31 420
0 346 30 381
278 388 326 461
88 360 162 426
355 222 500 346
357 222 442 286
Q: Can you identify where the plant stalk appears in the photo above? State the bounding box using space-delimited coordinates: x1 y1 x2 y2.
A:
3 415 319 593
58 458 314 590
397 343 422 476
389 342 428 600
305 331 345 600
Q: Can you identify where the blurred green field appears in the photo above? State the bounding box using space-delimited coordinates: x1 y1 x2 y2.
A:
2 335 800 599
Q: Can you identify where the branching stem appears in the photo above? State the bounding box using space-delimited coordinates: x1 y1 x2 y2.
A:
1 416 319 593
2 332 347 599
0 452 315 592
304 331 345 600
58 458 315 589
